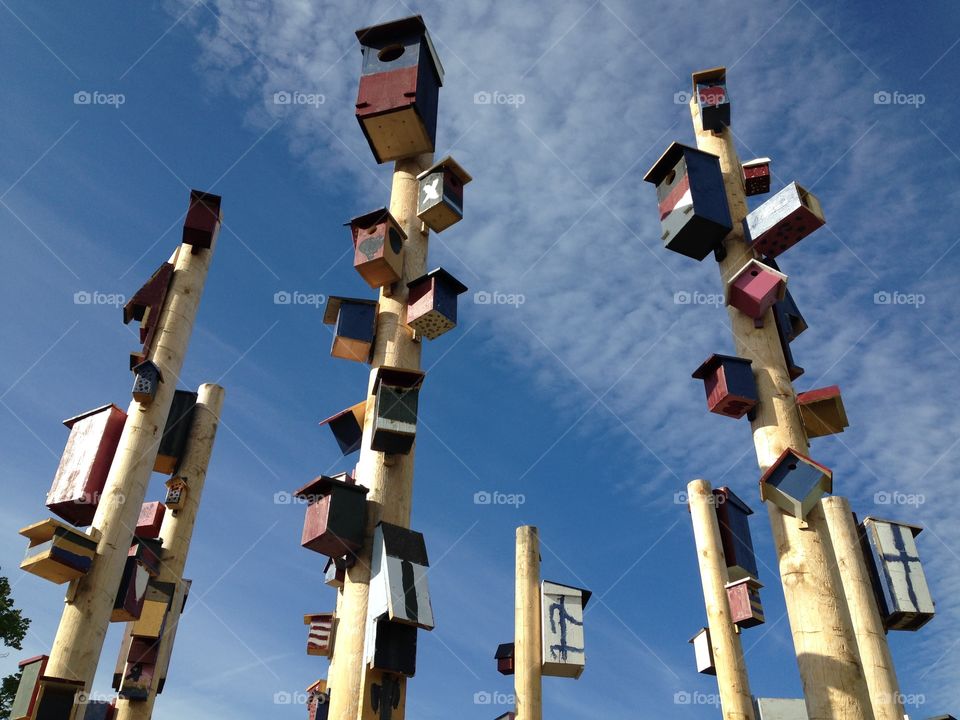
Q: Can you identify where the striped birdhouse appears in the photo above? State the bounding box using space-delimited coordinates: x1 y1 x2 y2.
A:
304 613 336 657
19 518 98 584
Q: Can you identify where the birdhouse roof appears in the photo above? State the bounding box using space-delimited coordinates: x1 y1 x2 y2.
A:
742 157 772 168
62 403 125 429
416 155 472 184
407 267 468 295
687 627 709 643
714 486 754 516
377 522 430 565
373 366 426 393
355 15 444 85
319 400 367 428
860 516 924 537
643 142 721 185
691 353 752 380
323 295 378 325
189 189 222 213
725 576 764 591
796 385 842 406
542 580 592 608
494 642 515 660
132 360 164 382
691 66 726 91
344 207 407 238
303 612 335 625
17 655 48 670
306 678 328 695
294 473 368 500
759 447 833 487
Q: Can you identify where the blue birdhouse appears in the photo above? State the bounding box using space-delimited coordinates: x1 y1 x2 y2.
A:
714 486 758 581
324 296 378 363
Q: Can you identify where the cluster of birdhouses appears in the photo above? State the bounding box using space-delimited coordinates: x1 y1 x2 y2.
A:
726 577 765 627
643 142 733 260
416 156 471 232
692 354 758 420
406 268 467 340
154 390 197 474
324 296 377 363
742 158 771 196
796 385 849 438
693 67 730 132
19 518 99 584
713 487 758 582
295 473 369 558
759 448 833 520
688 627 715 675
124 261 175 369
494 642 515 675
182 189 222 251
540 580 590 678
307 679 330 720
305 613 336 657
347 208 406 289
743 182 825 258
9 655 84 720
112 538 162 622
319 401 367 456
371 366 425 454
726 259 787 324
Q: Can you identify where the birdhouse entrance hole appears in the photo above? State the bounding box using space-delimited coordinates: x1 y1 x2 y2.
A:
389 228 403 253
378 44 405 62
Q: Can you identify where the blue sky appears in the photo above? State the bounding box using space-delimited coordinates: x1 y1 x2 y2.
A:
1 1 959 718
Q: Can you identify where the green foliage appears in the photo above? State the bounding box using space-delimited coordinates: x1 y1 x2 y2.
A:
0 568 31 720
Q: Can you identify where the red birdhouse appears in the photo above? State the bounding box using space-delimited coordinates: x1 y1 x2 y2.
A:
726 577 764 628
692 354 758 419
135 502 165 539
124 262 175 369
295 473 369 558
494 643 515 675
796 385 849 438
406 268 468 340
346 208 406 289
182 189 222 251
742 157 771 196
726 259 787 322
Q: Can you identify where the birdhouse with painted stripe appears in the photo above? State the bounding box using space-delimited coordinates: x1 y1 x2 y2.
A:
406 268 467 340
154 390 197 474
744 182 825 258
693 67 730 132
294 473 369 558
10 655 84 720
860 517 935 631
714 486 758 581
726 577 764 628
371 367 425 454
796 386 849 439
346 208 406 289
182 189 222 251
355 15 443 164
46 403 126 527
132 361 162 404
369 522 434 629
759 448 832 520
19 518 98 584
541 580 591 678
688 627 715 675
726 259 787 322
370 617 418 676
416 156 471 232
124 261 175 368
495 642 515 676
643 142 732 260
692 354 757 419
305 613 336 657
323 296 378 363
307 680 330 720
742 158 771 196
319 401 367 456
164 477 187 511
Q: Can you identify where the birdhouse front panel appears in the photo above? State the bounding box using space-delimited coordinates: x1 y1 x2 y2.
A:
416 157 471 232
693 67 730 132
773 286 808 343
119 635 161 699
305 613 336 656
796 386 849 439
295 474 369 557
370 617 418 676
319 401 367 456
406 268 468 340
759 448 832 520
182 189 222 250
742 158 771 196
369 522 435 630
124 262 175 368
10 655 47 720
164 478 187 511
726 259 787 321
494 642 515 676
324 297 378 363
131 361 162 404
860 518 935 631
692 354 758 419
28 677 83 720
753 697 809 720
540 580 590 678
132 580 175 639
726 578 764 628
135 502 165 539
744 182 825 258
714 486 758 581
112 555 151 623
19 519 98 584
154 390 197 475
347 209 406 289
688 627 715 675
371 367 425 455
153 578 190 696
83 700 116 720
46 403 126 527
643 142 733 260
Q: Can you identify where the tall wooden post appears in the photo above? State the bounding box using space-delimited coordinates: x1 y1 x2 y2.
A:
822 497 904 720
325 153 432 720
45 236 215 720
112 383 225 720
687 83 875 719
687 479 756 720
515 525 542 720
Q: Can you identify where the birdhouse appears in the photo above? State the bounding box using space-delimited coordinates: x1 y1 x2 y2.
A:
354 15 443 163
742 158 771 196
494 642 515 676
369 522 434 629
796 386 849 439
324 556 347 588
135 502 165 539
406 268 468 340
324 296 378 363
726 577 765 628
346 208 406 289
759 448 832 520
83 699 117 720
773 303 805 380
182 189 222 251
693 67 730 132
860 517 935 631
371 367 425 455
10 656 84 720
540 580 591 679
688 627 715 675
124 262 175 368
132 361 163 404
128 537 163 577
119 635 161 700
153 578 190 695
692 354 758 419
714 486 758 582
494 714 517 720
154 390 197 474
294 473 369 558
307 679 330 720
726 259 787 322
132 580 175 639
774 288 808 343
46 403 126 526
416 156 472 232
19 518 98 584
643 142 733 260
753 698 809 720
164 477 187 511
305 613 336 657
370 617 418 676
743 182 825 258
112 554 153 623
319 401 367 456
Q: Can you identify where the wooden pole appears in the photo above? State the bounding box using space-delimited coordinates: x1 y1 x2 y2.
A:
45 237 215 720
687 85 875 720
112 383 225 720
325 153 432 720
514 525 542 720
821 497 904 720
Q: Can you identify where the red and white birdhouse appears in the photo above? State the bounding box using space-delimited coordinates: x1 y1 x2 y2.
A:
346 208 406 289
742 157 771 196
691 354 758 419
304 613 336 657
406 268 468 340
726 259 787 322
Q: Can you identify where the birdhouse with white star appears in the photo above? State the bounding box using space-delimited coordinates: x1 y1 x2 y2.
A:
726 259 787 322
688 627 715 675
744 182 825 258
692 354 758 419
742 157 771 196
416 156 471 232
294 473 369 558
796 385 849 438
714 486 758 581
693 67 730 132
324 296 378 363
182 189 222 251
319 401 367 456
726 577 764 628
541 580 591 678
346 208 406 289
371 367 425 454
406 268 467 340
759 448 832 520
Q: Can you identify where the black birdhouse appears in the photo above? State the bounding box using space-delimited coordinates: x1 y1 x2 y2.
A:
416 156 472 232
371 367 425 454
294 473 369 558
323 296 378 363
154 390 197 474
643 142 732 260
759 448 832 520
371 617 418 676
346 208 406 289
742 157 771 196
714 486 758 582
355 15 444 164
182 189 222 251
132 361 163 404
406 268 467 340
495 643 515 676
693 67 730 132
319 401 367 456
692 354 757 419
743 182 825 258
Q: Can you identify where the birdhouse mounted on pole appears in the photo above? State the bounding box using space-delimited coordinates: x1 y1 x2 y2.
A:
371 366 425 454
406 267 468 340
135 501 165 539
369 616 418 676
368 522 435 630
416 156 472 232
19 518 98 584
540 580 591 678
713 486 759 582
319 401 368 456
182 189 222 251
323 296 378 363
693 67 730 132
346 208 407 289
123 261 175 368
154 390 197 474
294 473 369 558
796 385 849 438
112 539 160 623
692 354 758 419
725 258 787 322
307 679 330 720
742 157 771 196
743 181 825 258
305 613 336 656
10 655 84 720
725 577 765 628
494 642 515 675
759 448 833 520
688 627 715 675
131 361 163 404
354 15 444 164
164 476 188 511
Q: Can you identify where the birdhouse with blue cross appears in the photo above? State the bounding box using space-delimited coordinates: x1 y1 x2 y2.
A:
643 142 732 260
860 517 935 631
714 486 758 582
319 401 368 456
346 208 406 289
796 385 849 439
294 472 369 558
354 15 444 164
692 354 758 420
540 580 591 678
371 367 425 454
693 67 730 132
406 268 467 340
759 448 832 520
182 189 222 251
726 577 764 628
744 182 825 258
324 296 378 363
416 156 472 232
